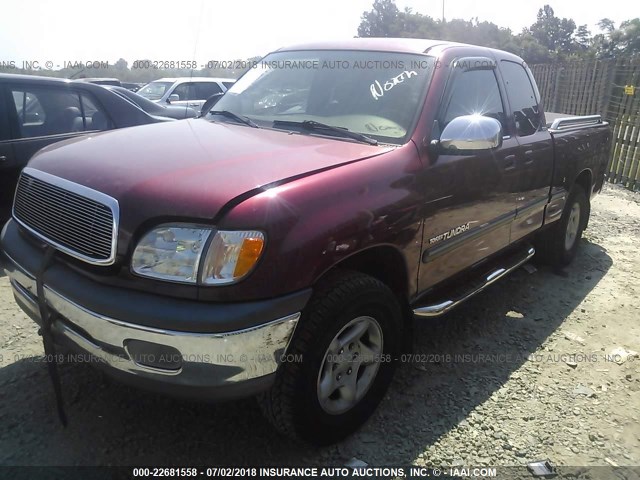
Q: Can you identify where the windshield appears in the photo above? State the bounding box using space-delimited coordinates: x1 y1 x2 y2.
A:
209 51 435 144
137 81 173 100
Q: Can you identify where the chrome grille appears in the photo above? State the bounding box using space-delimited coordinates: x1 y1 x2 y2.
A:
12 168 119 265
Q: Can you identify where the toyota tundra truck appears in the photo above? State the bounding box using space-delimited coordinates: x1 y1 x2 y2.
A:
0 39 611 444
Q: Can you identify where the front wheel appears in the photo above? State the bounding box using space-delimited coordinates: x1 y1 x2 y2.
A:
536 185 588 267
258 271 403 444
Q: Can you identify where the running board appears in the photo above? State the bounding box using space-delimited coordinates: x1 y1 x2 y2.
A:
413 246 536 318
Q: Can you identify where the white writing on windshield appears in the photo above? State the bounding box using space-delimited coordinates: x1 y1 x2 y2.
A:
370 70 418 100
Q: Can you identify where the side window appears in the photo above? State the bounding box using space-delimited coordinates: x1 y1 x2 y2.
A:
80 93 112 131
171 83 197 101
195 82 223 99
12 91 46 127
222 81 235 91
442 69 505 130
10 87 111 138
500 61 541 137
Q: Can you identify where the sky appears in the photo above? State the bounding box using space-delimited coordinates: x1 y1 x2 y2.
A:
0 0 633 66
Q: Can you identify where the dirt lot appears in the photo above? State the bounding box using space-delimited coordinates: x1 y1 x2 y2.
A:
0 184 638 470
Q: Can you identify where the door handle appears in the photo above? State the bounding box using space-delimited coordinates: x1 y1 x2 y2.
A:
0 156 6 163
524 150 534 165
503 155 517 171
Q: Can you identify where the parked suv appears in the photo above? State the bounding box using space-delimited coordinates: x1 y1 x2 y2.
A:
1 39 610 444
137 77 235 112
0 73 174 220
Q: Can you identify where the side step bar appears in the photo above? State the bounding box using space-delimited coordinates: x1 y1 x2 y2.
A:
413 246 536 318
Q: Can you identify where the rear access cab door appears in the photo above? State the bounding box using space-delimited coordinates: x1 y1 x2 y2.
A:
497 60 554 241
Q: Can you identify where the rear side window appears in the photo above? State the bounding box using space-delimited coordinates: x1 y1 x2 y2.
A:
222 81 235 90
10 87 112 138
441 69 505 130
196 82 223 99
12 90 46 127
500 61 541 137
80 94 112 131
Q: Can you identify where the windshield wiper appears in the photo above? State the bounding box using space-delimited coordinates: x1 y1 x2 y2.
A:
272 120 378 145
208 110 259 128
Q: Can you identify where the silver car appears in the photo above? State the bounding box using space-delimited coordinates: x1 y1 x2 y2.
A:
137 77 235 112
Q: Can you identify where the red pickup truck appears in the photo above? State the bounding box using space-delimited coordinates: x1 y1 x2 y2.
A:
0 39 610 444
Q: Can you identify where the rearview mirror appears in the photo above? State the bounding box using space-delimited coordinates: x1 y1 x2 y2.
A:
167 94 180 104
439 115 502 152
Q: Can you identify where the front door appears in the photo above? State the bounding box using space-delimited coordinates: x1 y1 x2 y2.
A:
418 65 519 291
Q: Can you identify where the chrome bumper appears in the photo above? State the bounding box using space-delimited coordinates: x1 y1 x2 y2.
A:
4 252 300 392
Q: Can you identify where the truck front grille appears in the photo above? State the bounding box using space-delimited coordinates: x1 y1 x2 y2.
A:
12 168 119 265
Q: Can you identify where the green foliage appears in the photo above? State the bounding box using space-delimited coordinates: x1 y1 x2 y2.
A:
357 0 402 37
530 5 576 54
357 0 640 63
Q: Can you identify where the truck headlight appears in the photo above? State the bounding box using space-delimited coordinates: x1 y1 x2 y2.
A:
131 225 211 283
131 224 265 285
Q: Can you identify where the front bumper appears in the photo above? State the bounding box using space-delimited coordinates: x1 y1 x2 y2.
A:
1 220 310 399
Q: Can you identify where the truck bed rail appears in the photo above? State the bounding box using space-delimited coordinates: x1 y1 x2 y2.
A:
547 114 607 132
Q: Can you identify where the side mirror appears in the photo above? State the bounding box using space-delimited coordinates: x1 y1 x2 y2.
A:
199 92 225 117
439 115 503 152
167 94 180 104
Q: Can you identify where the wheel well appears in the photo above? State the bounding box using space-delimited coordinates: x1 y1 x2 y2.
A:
319 246 410 301
574 169 592 228
315 246 413 352
574 169 593 197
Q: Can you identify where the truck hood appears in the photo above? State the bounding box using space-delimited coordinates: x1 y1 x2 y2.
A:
27 119 393 227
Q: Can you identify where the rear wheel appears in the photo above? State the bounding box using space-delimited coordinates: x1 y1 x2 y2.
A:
536 185 588 267
258 271 403 444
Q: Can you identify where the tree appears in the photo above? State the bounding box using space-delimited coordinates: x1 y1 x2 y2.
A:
574 25 591 50
597 18 616 33
618 19 640 55
591 17 640 58
515 31 554 63
357 0 401 37
356 1 638 64
114 58 128 70
529 5 577 55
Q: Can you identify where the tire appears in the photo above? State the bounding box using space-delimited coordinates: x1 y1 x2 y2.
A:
258 270 403 444
535 185 588 267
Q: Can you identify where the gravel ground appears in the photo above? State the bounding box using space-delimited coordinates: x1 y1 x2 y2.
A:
0 184 638 470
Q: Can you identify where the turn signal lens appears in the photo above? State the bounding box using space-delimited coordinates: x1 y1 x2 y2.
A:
233 237 265 278
201 230 265 285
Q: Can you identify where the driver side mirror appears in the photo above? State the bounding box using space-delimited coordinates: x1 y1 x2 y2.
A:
167 94 180 104
437 115 503 153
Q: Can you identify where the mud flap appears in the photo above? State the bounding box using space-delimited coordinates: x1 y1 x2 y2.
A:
35 246 68 427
